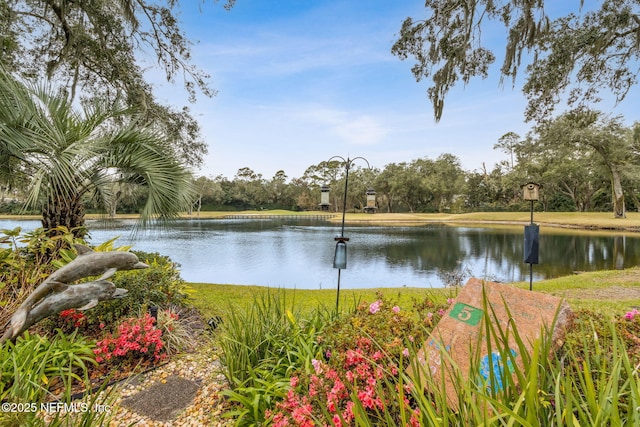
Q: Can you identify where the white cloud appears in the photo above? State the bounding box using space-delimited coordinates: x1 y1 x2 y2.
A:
332 116 387 146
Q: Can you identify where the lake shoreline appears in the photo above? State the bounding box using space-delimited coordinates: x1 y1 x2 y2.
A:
3 211 640 232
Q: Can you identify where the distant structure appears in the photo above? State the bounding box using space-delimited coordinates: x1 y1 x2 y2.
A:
320 185 331 211
364 188 377 214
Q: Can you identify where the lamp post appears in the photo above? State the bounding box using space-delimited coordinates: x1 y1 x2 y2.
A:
328 155 371 311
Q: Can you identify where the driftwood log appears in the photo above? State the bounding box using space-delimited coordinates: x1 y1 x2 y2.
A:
0 244 148 344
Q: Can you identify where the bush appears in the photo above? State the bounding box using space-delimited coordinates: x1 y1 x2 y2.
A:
265 300 640 426
39 246 193 335
93 313 166 365
0 226 84 328
0 330 118 426
267 294 448 426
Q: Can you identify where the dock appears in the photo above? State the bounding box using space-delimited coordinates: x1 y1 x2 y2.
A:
223 214 337 220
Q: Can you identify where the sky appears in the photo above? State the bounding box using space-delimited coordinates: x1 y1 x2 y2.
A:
146 0 638 181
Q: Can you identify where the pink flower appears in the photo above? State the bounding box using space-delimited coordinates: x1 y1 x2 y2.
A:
447 298 455 305
438 309 445 316
312 359 323 374
403 348 410 358
625 309 640 320
369 300 382 314
392 305 400 313
290 376 299 388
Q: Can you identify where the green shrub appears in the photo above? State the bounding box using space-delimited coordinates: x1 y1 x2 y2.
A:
321 293 446 372
40 248 193 334
267 293 447 426
0 329 112 426
0 226 84 327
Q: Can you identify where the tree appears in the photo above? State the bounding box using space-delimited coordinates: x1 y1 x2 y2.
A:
1 0 235 167
495 132 520 170
528 110 637 218
375 163 405 212
392 1 640 122
425 153 466 212
0 66 196 236
512 136 608 212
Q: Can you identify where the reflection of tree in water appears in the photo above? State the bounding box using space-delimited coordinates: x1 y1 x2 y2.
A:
350 225 640 284
91 220 640 286
355 226 466 273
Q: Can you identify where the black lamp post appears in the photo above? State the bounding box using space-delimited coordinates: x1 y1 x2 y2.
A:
328 155 371 311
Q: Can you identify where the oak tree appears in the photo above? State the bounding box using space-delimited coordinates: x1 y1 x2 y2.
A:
392 1 640 122
0 0 235 167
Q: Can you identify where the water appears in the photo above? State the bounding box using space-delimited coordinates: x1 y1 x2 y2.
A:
2 218 639 289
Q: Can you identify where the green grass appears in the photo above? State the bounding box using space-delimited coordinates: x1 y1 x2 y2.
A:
188 267 640 319
186 284 452 319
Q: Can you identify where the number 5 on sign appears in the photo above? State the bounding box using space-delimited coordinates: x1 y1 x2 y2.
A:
449 303 483 326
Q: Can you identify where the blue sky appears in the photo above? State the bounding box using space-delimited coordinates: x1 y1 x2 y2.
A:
147 1 637 181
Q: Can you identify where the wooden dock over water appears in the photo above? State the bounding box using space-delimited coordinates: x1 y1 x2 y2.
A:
223 214 337 220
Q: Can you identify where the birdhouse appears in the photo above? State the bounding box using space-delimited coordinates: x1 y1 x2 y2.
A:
521 182 542 201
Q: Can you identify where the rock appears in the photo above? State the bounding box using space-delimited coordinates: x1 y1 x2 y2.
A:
410 278 573 407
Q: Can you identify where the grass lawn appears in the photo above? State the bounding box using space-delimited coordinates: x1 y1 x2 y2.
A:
187 267 640 319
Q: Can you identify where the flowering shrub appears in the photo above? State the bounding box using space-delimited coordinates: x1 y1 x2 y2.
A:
93 313 166 364
617 307 640 362
269 334 421 426
58 308 87 332
268 294 448 426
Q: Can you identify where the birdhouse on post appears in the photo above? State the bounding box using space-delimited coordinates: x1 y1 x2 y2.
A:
521 182 542 201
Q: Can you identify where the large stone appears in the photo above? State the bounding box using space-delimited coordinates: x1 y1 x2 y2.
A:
410 278 572 406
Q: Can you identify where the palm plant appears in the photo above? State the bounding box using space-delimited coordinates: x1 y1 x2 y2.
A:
0 66 196 237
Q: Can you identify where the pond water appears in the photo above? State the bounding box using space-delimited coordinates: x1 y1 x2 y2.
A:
2 218 640 289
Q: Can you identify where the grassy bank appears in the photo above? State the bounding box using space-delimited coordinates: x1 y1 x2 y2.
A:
3 210 640 231
188 266 640 319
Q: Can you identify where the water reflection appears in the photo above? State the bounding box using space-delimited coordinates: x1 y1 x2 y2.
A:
1 218 639 289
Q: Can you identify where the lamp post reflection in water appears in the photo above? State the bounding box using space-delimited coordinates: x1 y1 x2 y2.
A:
328 155 371 311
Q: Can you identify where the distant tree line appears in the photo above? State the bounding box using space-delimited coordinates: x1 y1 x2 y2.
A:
3 110 637 217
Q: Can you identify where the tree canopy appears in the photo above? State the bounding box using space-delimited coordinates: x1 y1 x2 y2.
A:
392 1 640 122
0 0 235 167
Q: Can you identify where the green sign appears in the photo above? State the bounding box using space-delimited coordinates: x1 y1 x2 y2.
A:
449 303 483 326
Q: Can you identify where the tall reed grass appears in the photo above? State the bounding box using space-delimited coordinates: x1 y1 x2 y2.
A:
218 290 336 425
